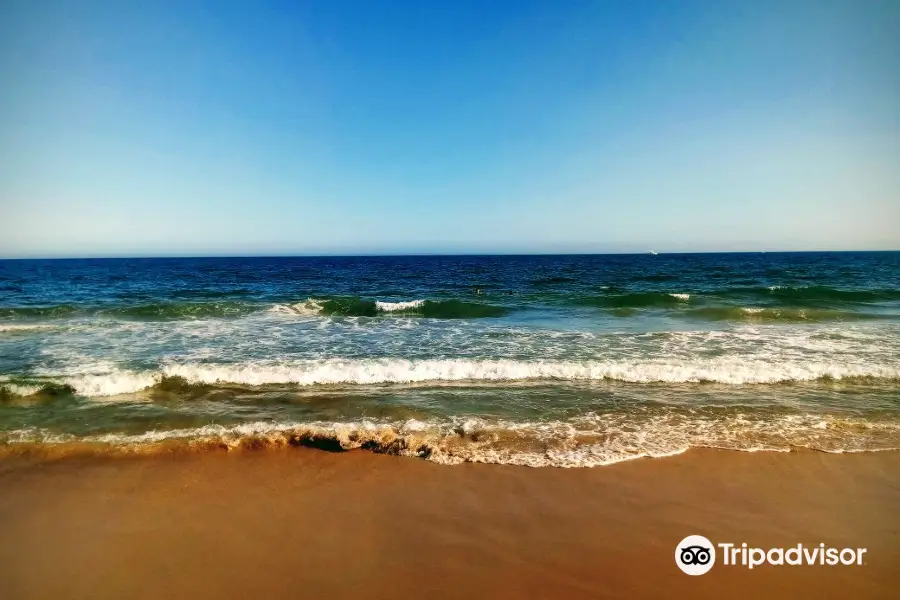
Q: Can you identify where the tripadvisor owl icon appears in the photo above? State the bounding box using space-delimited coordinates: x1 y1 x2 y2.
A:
675 535 716 575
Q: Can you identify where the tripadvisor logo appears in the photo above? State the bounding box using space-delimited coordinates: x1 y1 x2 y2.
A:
676 535 716 575
675 535 867 575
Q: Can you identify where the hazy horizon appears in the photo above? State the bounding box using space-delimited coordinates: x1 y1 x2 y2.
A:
2 248 899 261
3 1 899 257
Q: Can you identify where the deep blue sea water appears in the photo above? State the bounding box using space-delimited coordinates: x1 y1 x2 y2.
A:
2 252 899 466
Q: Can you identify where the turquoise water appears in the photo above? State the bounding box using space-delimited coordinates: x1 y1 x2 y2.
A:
2 253 899 466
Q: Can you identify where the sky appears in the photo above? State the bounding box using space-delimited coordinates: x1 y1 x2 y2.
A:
1 0 898 258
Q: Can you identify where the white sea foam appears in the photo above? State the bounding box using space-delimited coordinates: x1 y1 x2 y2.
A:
5 412 899 467
268 298 428 316
375 299 425 312
0 324 56 333
64 372 159 397
1 383 44 396
268 299 324 316
45 357 900 397
268 298 430 316
669 293 691 300
0 375 52 396
160 358 900 387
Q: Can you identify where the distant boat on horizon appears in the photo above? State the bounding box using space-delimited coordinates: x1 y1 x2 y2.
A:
649 251 658 255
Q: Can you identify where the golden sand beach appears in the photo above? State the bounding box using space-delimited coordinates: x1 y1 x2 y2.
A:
1 449 897 599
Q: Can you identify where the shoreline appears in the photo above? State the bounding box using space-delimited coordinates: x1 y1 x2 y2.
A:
2 448 898 599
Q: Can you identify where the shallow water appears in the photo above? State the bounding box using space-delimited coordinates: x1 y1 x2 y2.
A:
2 252 899 466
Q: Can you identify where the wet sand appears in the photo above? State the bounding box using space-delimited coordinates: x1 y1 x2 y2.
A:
1 448 898 599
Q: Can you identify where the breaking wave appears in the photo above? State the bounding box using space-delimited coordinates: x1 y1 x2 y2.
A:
4 285 897 324
375 299 426 312
0 383 76 403
270 297 507 318
3 413 898 467
1 297 509 322
4 358 900 398
0 323 58 334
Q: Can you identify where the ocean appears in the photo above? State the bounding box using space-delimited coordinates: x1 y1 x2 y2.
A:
1 252 899 466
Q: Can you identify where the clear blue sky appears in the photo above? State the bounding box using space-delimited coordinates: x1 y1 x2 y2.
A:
1 0 898 257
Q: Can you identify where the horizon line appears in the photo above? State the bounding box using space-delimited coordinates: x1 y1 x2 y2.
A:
1 249 898 261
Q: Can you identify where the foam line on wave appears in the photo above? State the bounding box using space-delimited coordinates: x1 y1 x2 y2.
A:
5 358 898 397
3 413 899 467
